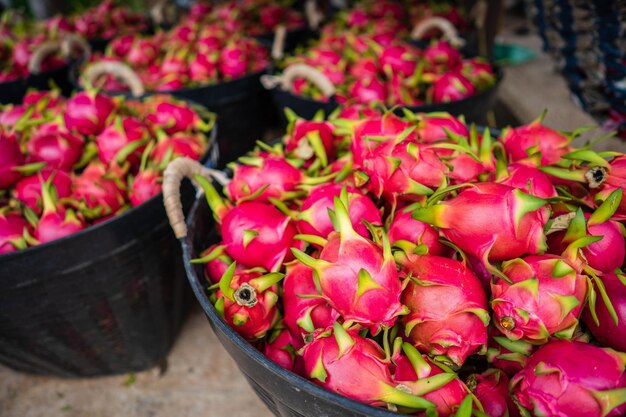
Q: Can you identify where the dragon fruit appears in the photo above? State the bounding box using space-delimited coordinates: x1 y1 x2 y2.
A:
0 212 29 254
380 44 418 77
214 264 283 341
511 340 626 417
129 169 161 207
219 42 249 80
198 176 298 272
424 41 462 71
72 162 127 218
64 92 115 136
399 253 489 366
590 155 626 220
349 77 388 104
263 328 302 372
25 123 84 172
145 100 201 135
295 183 382 239
393 342 470 416
468 369 521 417
498 161 557 198
416 113 469 144
412 183 549 263
501 121 572 165
0 105 27 129
486 329 536 376
387 207 446 256
96 117 150 167
491 255 587 344
151 133 206 164
195 244 240 285
14 169 72 214
285 120 336 165
432 73 476 103
301 322 436 409
35 181 85 244
282 261 339 344
582 273 626 353
0 132 25 190
226 154 303 203
292 197 406 333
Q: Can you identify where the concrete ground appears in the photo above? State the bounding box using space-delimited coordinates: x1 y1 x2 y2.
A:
3 14 626 417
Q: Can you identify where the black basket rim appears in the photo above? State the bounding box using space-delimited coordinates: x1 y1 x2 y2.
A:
0 62 71 88
182 196 402 417
269 64 504 113
0 123 217 263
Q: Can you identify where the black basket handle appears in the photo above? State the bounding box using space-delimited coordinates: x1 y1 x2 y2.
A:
410 16 465 48
163 157 229 239
82 61 146 97
261 63 336 98
28 41 61 75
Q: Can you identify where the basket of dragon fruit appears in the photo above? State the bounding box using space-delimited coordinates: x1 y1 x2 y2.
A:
261 15 501 125
71 19 272 167
164 106 626 417
0 88 217 377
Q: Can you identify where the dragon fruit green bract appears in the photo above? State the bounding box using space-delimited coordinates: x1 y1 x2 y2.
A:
193 108 626 417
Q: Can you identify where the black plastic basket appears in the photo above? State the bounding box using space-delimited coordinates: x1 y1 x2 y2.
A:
0 126 218 377
269 66 503 124
0 64 73 105
181 194 402 417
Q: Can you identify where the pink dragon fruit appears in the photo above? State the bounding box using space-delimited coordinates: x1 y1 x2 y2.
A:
219 41 249 80
498 161 558 198
214 263 283 341
380 44 418 77
511 340 626 417
14 169 72 214
468 369 521 417
424 41 462 71
64 91 115 136
416 113 469 144
145 100 201 135
387 207 447 256
196 244 241 285
262 328 301 372
0 132 25 190
126 38 158 68
108 34 135 57
0 212 29 254
412 183 548 263
285 120 336 165
462 58 496 90
96 117 150 167
348 57 379 80
35 181 85 244
491 255 587 344
23 90 64 110
0 105 27 129
72 162 127 217
393 342 471 417
300 322 436 409
282 261 338 345
432 73 476 103
189 53 218 83
129 169 161 207
295 183 382 239
591 155 626 220
226 154 304 203
582 273 626 353
486 328 536 376
199 177 297 271
336 104 381 120
349 77 388 104
501 121 572 165
292 197 406 333
25 122 84 172
151 133 205 164
399 254 489 366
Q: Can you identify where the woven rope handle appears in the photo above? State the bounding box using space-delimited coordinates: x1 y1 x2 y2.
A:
163 157 230 239
305 0 322 30
410 17 465 48
272 25 287 60
61 34 91 61
83 61 146 97
28 41 61 74
261 63 335 97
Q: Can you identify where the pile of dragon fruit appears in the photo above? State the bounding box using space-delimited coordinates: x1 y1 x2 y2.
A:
0 89 212 253
81 21 270 92
282 34 495 106
323 0 467 41
42 0 148 41
194 108 626 416
186 0 306 36
0 29 66 82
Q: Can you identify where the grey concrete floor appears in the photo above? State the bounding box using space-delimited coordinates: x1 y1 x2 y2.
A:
4 13 626 417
